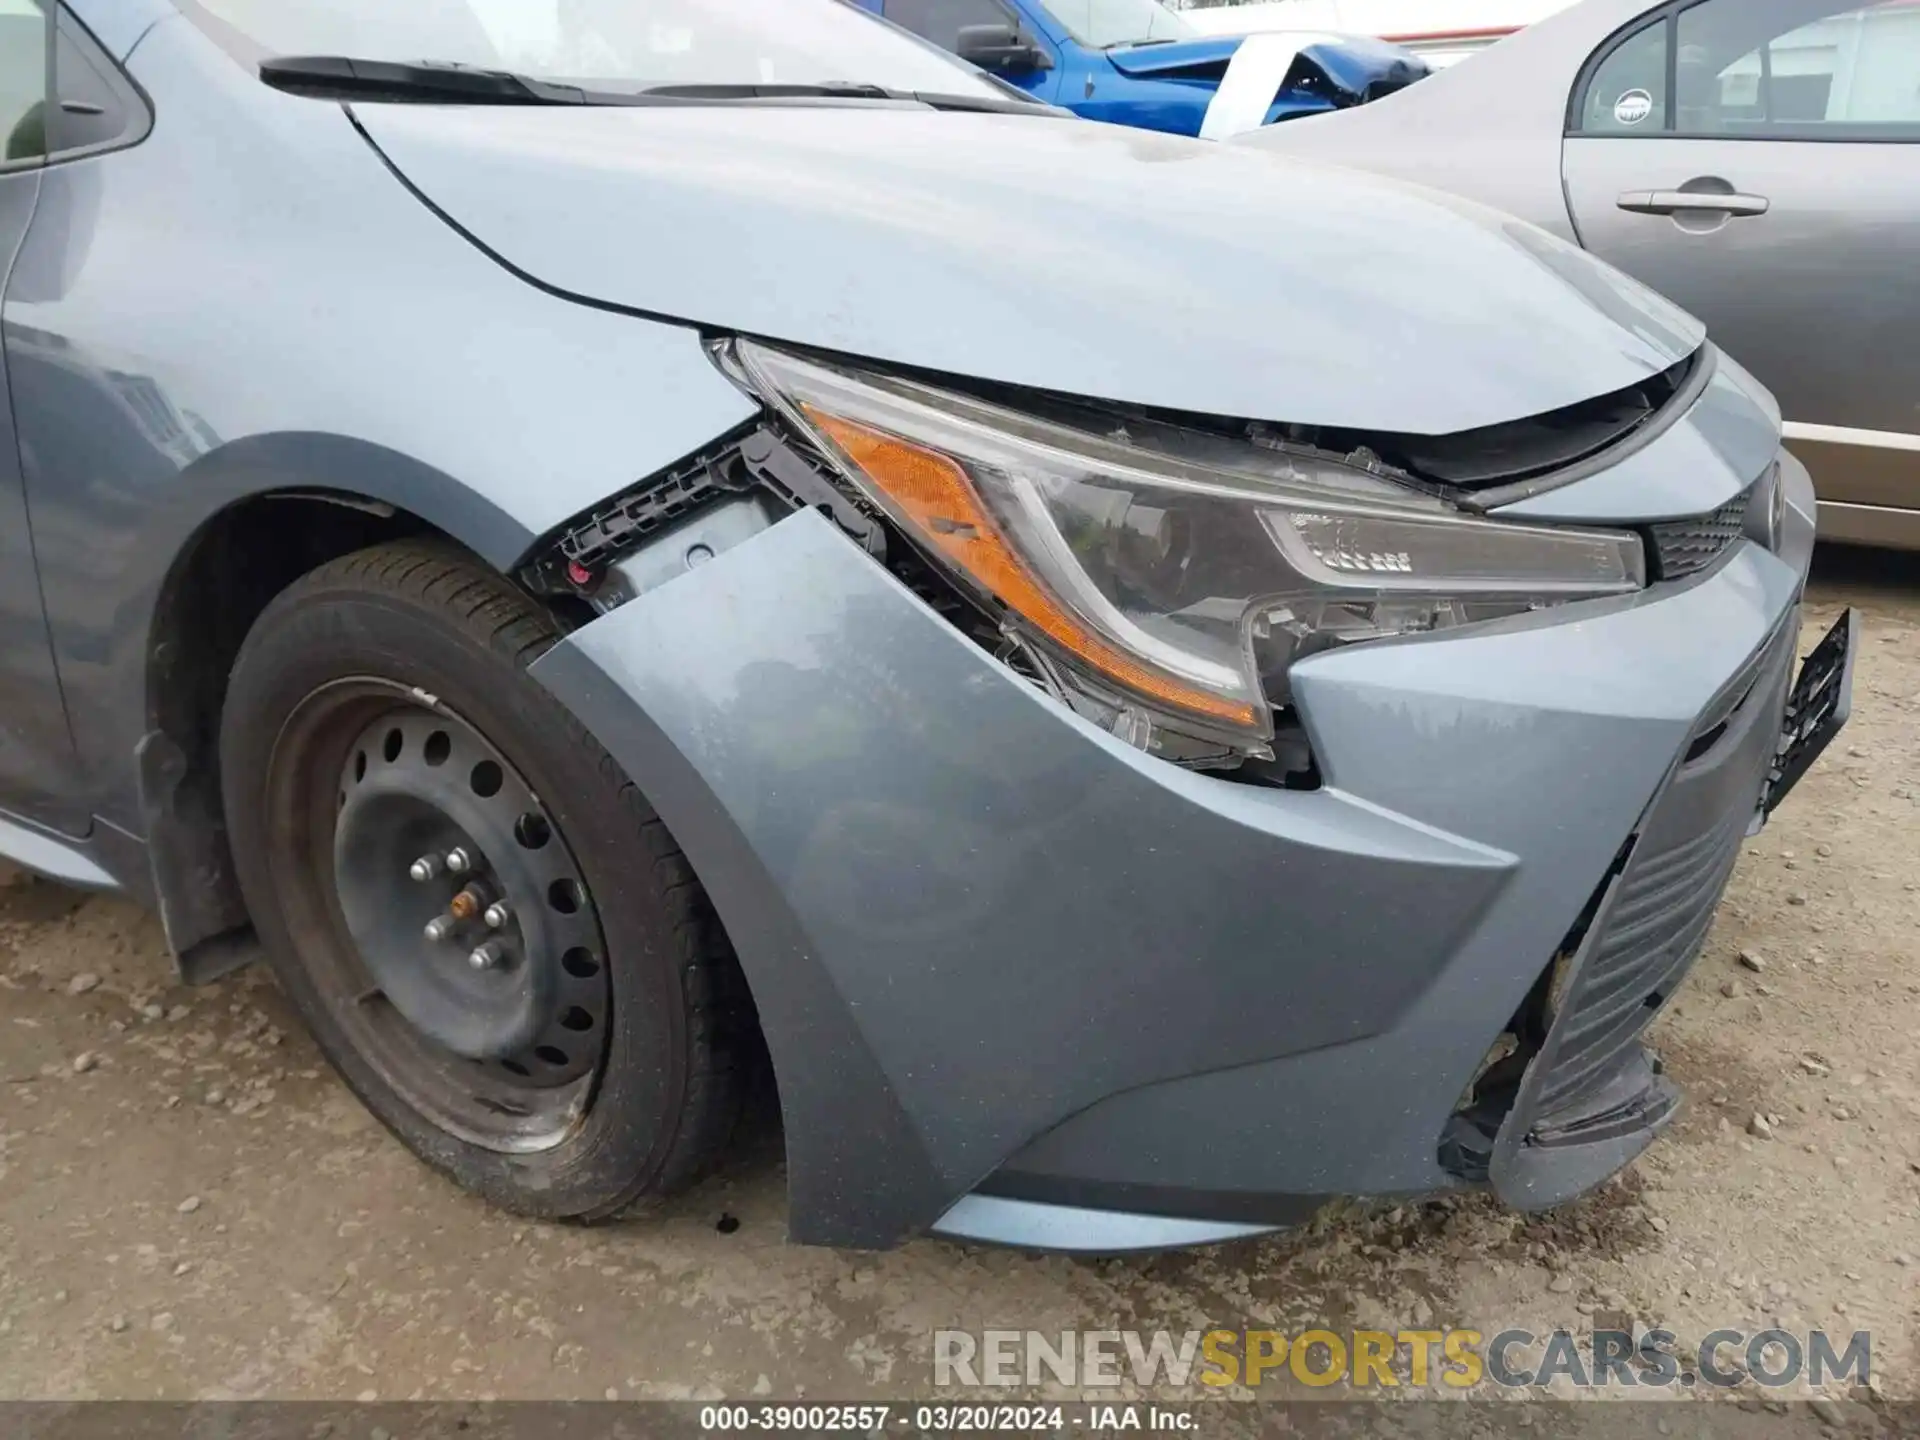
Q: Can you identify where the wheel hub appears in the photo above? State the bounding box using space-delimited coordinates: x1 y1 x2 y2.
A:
331 709 607 1088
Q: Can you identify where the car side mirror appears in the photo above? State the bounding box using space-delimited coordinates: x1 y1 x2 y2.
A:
955 22 1051 74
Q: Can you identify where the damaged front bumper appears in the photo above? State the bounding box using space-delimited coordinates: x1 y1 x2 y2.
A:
529 443 1843 1251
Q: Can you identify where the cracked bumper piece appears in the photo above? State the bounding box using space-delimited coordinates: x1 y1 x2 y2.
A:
531 456 1826 1251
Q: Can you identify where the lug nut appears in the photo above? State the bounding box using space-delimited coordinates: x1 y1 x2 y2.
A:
408 854 443 882
423 913 455 942
483 900 511 929
444 847 472 875
468 941 506 971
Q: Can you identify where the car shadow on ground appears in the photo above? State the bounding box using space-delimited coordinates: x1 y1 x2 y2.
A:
1810 540 1920 600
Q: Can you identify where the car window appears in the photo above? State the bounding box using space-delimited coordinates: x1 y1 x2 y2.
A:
881 0 1019 52
1678 0 1920 135
1576 17 1668 133
1048 0 1193 49
1576 0 1920 139
49 8 148 158
180 0 1007 100
0 0 48 167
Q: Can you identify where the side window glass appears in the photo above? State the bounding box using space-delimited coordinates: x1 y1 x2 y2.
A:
1576 19 1669 134
45 8 148 161
0 0 49 168
884 0 1017 52
1678 0 1920 135
52 13 124 152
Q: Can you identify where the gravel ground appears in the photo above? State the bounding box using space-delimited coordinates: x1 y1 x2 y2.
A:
0 547 1915 1417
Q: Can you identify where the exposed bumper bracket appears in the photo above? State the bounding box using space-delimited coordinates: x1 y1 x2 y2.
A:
1765 608 1858 815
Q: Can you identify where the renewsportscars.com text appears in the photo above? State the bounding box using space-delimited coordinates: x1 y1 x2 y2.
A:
934 1327 1871 1391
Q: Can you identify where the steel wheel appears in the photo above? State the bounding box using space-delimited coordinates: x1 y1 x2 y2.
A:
223 541 751 1218
278 679 610 1152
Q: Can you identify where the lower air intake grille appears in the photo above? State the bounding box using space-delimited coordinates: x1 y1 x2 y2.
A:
1648 491 1749 580
1533 802 1748 1122
1525 614 1797 1135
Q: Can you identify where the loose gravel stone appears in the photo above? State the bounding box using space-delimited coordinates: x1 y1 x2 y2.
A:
1808 1396 1845 1428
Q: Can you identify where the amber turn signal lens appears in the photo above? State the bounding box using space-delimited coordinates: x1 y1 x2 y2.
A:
803 405 1260 730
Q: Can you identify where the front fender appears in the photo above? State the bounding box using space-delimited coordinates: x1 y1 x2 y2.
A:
8 13 759 832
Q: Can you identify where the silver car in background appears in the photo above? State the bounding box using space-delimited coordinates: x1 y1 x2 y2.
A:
1242 0 1920 549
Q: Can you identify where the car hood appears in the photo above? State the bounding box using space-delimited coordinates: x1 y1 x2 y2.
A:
1102 35 1245 78
1106 33 1427 99
355 103 1702 435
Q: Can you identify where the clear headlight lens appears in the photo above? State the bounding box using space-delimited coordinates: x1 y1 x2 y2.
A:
734 342 1645 751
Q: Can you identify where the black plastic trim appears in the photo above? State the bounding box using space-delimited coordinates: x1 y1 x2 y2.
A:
1458 346 1715 512
1765 607 1857 814
520 422 884 598
1483 610 1798 1210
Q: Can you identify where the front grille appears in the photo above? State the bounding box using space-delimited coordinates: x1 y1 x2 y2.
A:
1523 615 1797 1132
1648 492 1749 580
1533 802 1747 1119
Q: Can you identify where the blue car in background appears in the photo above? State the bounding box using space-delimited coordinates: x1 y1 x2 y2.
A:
852 0 1428 136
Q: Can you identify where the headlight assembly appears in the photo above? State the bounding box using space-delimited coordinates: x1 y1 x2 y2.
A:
732 341 1646 756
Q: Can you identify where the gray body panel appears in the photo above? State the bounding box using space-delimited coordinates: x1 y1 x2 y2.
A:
0 165 89 838
72 0 173 59
1240 0 1920 541
537 453 1814 1246
1228 1 1630 237
3 14 755 836
355 102 1703 437
533 508 1518 1246
1563 132 1920 521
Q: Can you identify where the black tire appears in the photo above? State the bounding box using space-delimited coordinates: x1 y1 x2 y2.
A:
220 539 750 1219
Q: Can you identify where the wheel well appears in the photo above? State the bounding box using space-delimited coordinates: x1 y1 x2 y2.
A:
147 495 782 1196
144 493 427 970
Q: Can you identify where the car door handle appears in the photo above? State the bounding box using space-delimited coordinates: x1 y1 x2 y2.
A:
1617 189 1771 217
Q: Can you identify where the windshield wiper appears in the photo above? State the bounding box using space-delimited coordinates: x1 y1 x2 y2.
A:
260 58 1053 116
637 81 1050 115
637 81 895 102
259 56 657 105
